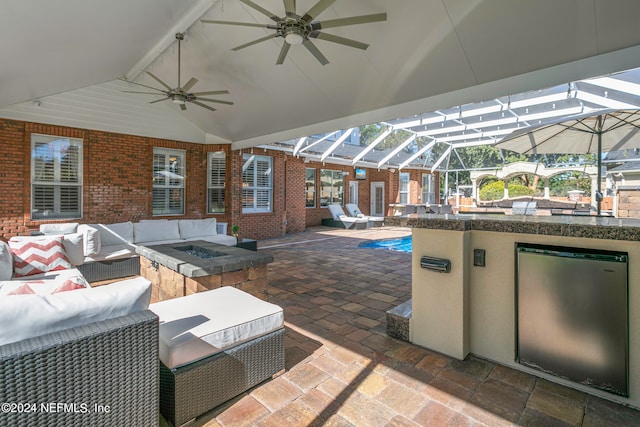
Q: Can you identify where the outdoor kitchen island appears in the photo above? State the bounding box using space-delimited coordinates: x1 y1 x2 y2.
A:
386 213 640 409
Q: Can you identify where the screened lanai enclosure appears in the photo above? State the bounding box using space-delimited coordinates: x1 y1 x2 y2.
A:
261 67 640 210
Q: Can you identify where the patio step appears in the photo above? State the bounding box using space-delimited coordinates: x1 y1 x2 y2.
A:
386 299 411 342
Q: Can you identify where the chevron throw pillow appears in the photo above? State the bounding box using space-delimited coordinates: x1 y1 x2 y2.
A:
9 237 73 277
7 283 38 295
53 276 88 293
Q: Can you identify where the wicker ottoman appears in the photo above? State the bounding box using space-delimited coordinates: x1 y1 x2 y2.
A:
149 287 285 427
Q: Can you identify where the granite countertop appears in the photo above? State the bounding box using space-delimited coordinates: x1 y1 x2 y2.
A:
385 214 640 242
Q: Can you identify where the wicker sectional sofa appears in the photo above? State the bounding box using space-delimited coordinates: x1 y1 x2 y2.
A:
0 238 159 427
0 310 159 427
0 220 282 427
34 218 235 282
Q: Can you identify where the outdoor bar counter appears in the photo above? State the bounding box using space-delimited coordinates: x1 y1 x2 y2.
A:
386 213 640 408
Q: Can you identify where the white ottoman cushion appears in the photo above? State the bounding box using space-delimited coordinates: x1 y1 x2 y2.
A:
149 287 284 369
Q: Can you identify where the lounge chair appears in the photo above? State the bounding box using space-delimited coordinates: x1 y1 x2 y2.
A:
345 204 385 227
326 204 369 229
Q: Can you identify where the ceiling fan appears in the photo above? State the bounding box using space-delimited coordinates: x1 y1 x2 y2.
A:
202 0 386 65
121 33 232 112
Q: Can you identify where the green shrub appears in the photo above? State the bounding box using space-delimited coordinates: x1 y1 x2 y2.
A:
479 181 534 201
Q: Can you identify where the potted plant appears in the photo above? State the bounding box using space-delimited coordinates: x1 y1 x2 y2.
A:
231 225 239 243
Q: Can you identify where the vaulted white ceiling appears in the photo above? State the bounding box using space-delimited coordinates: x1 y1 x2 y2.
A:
2 0 640 149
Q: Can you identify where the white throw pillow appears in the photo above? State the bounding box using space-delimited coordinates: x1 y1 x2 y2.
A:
0 276 152 346
178 218 217 240
0 241 13 281
0 269 90 296
134 220 180 244
62 233 84 266
77 224 102 256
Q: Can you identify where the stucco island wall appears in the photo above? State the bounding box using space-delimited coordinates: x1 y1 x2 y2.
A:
405 214 640 409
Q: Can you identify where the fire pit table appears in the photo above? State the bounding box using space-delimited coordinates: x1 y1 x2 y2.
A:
136 240 273 302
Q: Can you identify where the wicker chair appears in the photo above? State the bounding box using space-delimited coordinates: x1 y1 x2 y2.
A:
0 310 159 427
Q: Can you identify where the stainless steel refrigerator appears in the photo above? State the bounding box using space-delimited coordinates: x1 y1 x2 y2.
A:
516 243 628 396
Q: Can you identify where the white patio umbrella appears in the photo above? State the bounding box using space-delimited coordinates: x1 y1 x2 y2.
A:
495 109 640 215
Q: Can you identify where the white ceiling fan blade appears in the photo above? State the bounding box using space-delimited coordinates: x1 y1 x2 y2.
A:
239 0 281 22
276 43 291 65
190 100 217 112
283 0 296 17
122 90 164 95
232 34 278 51
182 77 198 92
312 13 387 30
302 0 335 23
118 78 165 93
146 71 173 91
302 39 329 65
310 32 369 50
192 90 230 96
197 97 234 106
201 19 274 29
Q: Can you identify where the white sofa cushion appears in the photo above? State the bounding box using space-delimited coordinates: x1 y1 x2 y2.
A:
0 241 12 281
134 220 180 244
39 222 79 235
133 239 184 247
149 287 284 369
0 276 152 346
83 243 137 262
0 268 89 296
91 222 134 246
178 218 217 240
77 224 102 256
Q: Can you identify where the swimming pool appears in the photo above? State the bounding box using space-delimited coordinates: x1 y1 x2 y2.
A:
358 235 412 253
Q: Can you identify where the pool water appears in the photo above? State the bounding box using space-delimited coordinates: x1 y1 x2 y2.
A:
359 235 412 253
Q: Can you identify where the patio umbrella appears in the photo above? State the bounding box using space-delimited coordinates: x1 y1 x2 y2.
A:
495 109 640 215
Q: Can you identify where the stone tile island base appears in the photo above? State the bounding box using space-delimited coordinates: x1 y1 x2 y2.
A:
136 240 274 303
386 299 411 341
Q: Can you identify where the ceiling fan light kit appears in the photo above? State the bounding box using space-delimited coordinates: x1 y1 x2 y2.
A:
121 32 232 113
202 0 387 65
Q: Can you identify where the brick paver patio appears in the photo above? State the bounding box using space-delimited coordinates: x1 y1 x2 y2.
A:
182 226 639 427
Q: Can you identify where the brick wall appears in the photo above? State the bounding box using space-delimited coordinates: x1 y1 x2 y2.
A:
0 119 232 240
0 119 29 237
0 117 430 241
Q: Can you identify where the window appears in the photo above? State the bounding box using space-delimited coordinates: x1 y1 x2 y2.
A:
242 154 272 213
207 152 226 213
153 148 185 215
31 134 82 220
320 169 344 207
305 168 316 208
399 172 410 204
422 173 436 204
